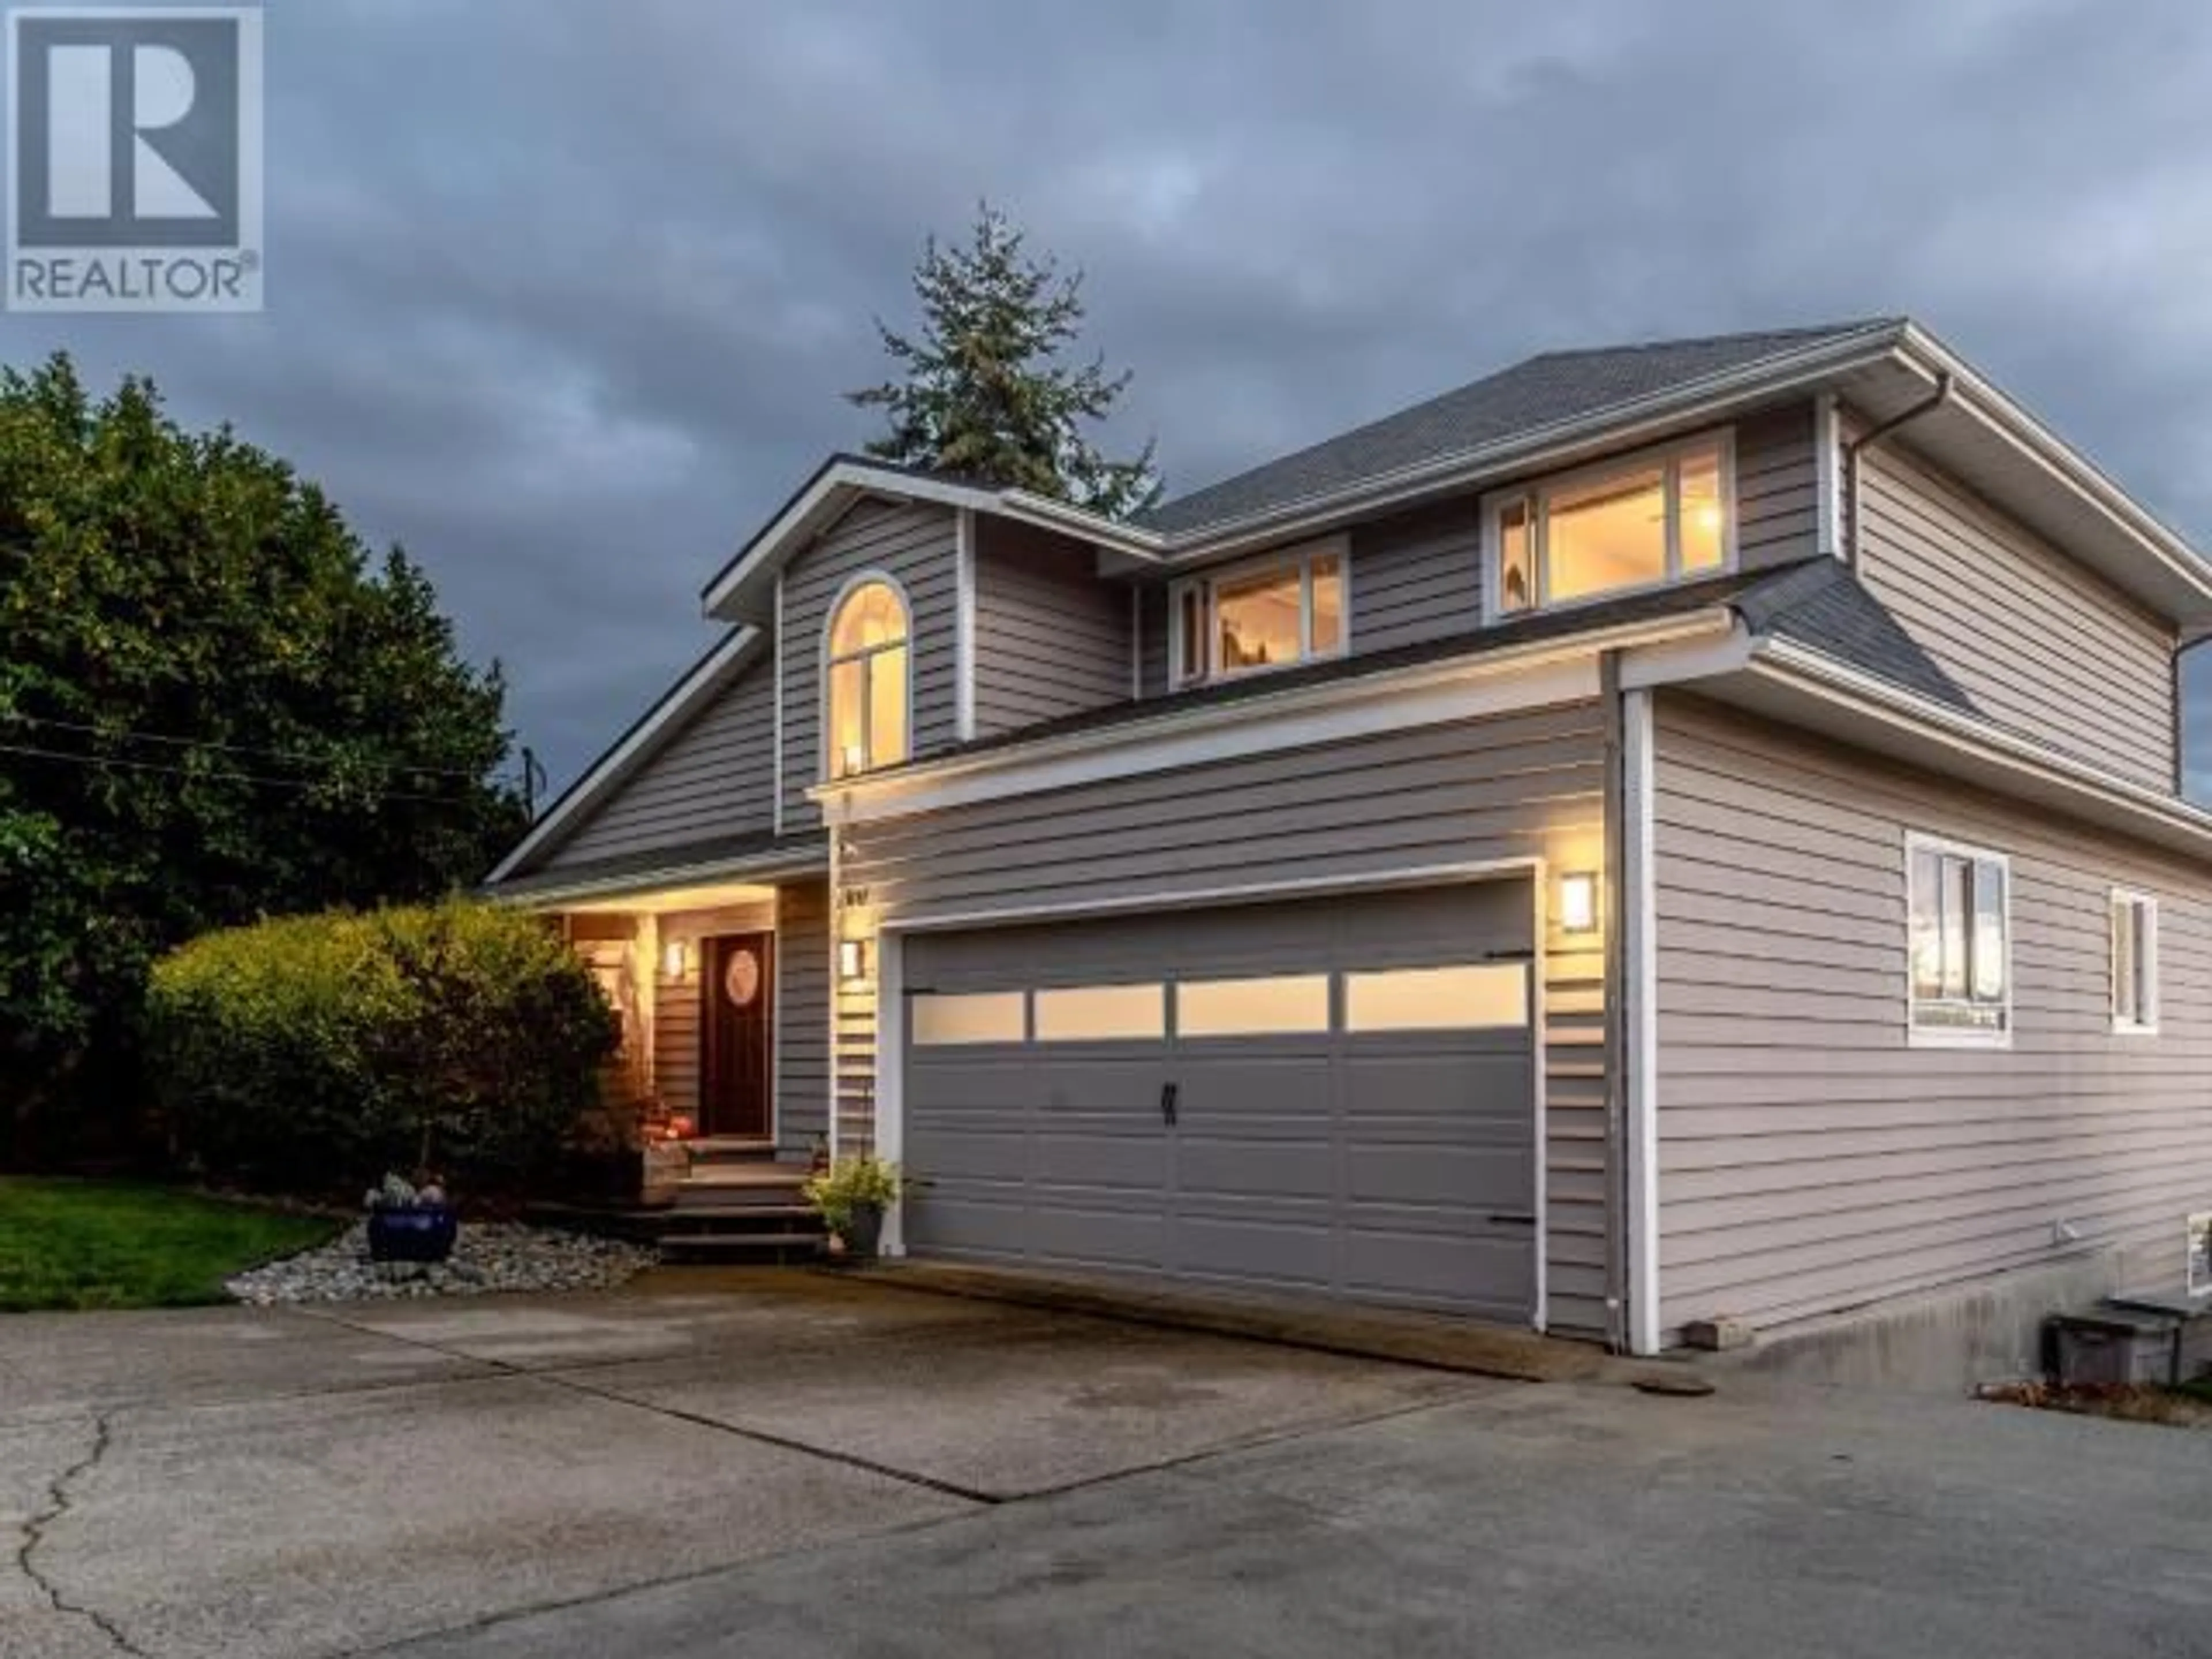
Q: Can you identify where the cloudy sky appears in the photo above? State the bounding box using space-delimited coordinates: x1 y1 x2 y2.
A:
10 0 2212 793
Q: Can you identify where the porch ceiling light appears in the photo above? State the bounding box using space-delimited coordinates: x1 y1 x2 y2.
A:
1559 872 1599 935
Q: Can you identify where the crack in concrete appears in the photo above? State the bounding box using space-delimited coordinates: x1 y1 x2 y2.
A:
14 1412 150 1657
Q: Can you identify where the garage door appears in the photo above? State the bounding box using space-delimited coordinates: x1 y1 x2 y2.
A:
901 881 1536 1322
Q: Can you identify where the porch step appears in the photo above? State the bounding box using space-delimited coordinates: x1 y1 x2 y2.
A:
687 1137 782 1162
659 1230 825 1263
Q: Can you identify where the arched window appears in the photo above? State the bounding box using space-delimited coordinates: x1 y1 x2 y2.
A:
825 577 910 778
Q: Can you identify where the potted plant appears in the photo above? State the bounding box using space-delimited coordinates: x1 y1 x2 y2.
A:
801 1153 902 1262
363 1172 459 1263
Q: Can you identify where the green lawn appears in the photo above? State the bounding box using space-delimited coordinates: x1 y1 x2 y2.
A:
0 1177 340 1312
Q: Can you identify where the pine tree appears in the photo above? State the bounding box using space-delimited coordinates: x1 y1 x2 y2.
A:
849 203 1160 520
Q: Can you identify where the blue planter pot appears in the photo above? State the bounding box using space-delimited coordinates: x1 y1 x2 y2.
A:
366 1204 459 1263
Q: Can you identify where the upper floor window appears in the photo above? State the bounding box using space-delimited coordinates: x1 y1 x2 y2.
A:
1172 540 1346 685
825 577 910 779
1488 433 1732 618
1907 832 2010 1046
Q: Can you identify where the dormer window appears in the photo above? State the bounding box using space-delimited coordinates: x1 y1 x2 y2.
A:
1171 540 1347 686
825 576 910 779
1488 433 1732 618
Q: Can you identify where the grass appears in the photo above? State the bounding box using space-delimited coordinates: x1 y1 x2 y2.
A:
0 1177 340 1312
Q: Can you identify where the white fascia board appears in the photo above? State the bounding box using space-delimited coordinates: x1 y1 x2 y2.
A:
485 842 828 911
1749 637 2212 859
703 465 1164 622
1155 324 1909 562
484 628 762 885
817 611 1732 824
1892 325 2212 618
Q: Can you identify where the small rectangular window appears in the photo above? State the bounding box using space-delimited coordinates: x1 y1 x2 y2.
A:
1907 835 2009 1043
912 991 1026 1046
1177 975 1331 1037
1490 433 1732 616
1171 540 1347 685
2111 890 2158 1035
1343 964 1528 1033
1033 983 1165 1041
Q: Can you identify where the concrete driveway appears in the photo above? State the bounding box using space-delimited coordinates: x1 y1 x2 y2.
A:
5 1269 2210 1658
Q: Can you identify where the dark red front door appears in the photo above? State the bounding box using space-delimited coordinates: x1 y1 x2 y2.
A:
700 932 774 1138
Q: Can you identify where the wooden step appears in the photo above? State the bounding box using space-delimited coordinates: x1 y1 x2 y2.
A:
659 1231 825 1262
686 1137 784 1162
681 1164 807 1188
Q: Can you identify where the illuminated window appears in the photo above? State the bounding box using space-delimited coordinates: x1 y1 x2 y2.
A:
1033 984 1166 1041
1343 964 1528 1032
912 991 1026 1046
1170 541 1346 684
2111 890 2158 1035
1907 834 2009 1044
825 578 909 779
1490 434 1732 616
1177 975 1331 1037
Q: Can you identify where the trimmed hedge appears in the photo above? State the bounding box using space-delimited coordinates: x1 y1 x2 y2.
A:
146 899 619 1199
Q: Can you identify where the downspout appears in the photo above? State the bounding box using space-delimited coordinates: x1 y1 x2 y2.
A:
1840 370 1953 568
1600 650 1628 1353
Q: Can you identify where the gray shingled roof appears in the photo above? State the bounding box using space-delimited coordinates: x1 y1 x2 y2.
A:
1732 555 1974 711
1139 320 1904 537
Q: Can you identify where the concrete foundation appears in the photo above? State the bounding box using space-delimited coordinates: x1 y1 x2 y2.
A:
1705 1248 2135 1395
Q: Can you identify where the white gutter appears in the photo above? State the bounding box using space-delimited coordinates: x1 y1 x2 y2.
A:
1753 637 2212 854
816 608 1736 812
486 840 830 911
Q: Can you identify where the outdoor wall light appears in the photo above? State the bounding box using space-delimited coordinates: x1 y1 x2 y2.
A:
661 939 690 980
838 937 870 982
1559 872 1599 935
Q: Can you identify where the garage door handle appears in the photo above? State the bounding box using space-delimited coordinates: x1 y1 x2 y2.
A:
1160 1081 1179 1127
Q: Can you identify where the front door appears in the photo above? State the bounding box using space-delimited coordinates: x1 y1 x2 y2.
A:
700 931 774 1139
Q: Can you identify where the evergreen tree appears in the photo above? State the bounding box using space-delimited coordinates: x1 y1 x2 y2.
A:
849 203 1160 519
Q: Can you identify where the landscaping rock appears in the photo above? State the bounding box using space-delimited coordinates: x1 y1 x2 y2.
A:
226 1222 656 1305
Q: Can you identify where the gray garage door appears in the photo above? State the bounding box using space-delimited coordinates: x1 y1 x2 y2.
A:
901 881 1536 1322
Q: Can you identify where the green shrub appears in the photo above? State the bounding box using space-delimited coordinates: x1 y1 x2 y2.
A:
145 899 618 1200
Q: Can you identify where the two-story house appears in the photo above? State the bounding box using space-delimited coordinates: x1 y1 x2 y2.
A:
485 317 2212 1361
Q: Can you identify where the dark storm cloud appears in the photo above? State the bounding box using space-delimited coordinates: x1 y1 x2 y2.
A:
9 0 2212 792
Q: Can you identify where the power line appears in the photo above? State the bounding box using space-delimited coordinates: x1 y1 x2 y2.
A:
9 713 499 781
0 741 483 806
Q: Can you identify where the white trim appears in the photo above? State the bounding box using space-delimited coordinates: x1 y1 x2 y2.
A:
487 843 827 911
872 856 1549 1324
1752 637 2212 854
1528 868 1550 1336
1156 324 1906 560
1904 830 2014 1050
768 886 783 1146
1479 427 1737 625
955 509 978 742
1622 687 1661 1357
1815 392 1843 559
772 575 786 836
485 628 762 886
819 612 1732 824
702 460 1161 620
2108 886 2161 1036
819 569 917 783
1166 535 1351 688
826 823 843 1161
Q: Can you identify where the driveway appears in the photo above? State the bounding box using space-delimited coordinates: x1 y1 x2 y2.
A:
5 1270 2209 1658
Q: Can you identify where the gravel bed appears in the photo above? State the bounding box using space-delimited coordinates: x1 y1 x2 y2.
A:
228 1221 657 1304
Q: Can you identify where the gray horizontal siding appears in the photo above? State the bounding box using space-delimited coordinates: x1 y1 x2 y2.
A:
1347 499 1484 653
777 877 831 1155
542 649 774 871
1653 694 2212 1343
781 499 960 831
1855 435 2177 791
845 700 1616 1339
1135 584 1171 699
1733 402 1820 573
972 518 1132 736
